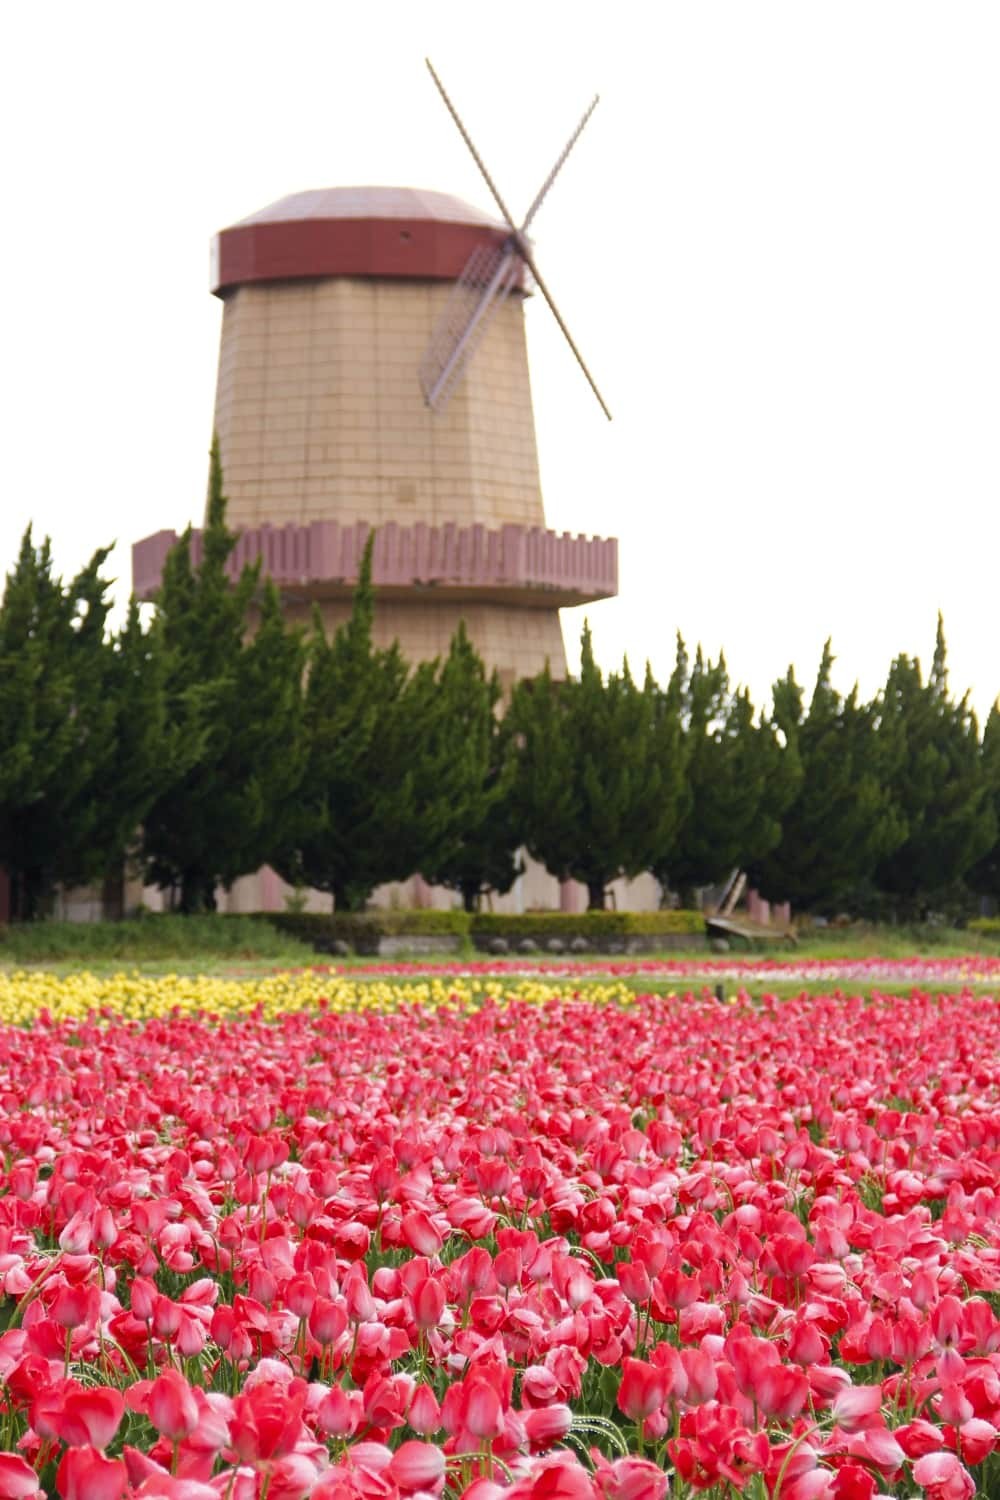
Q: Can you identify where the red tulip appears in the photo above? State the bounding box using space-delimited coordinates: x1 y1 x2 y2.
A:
231 1380 306 1463
616 1261 651 1306
616 1359 665 1424
309 1296 348 1346
511 1455 595 1500
828 1464 875 1500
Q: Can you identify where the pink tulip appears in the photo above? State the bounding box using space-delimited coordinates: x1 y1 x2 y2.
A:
59 1387 125 1450
411 1275 446 1330
463 1380 505 1440
523 1404 573 1450
0 1455 41 1499
911 1452 976 1500
148 1369 199 1441
57 1213 93 1255
388 1441 446 1492
408 1383 442 1435
55 1447 128 1500
830 1384 884 1431
401 1211 444 1257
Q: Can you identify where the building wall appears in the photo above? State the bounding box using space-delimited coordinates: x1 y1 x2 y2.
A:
220 865 664 918
213 278 545 534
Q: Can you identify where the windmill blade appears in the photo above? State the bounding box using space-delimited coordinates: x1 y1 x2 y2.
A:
425 58 519 233
521 249 612 421
420 241 521 410
521 95 600 235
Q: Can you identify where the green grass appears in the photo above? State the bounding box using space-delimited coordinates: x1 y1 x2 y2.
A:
1 915 997 985
0 914 313 968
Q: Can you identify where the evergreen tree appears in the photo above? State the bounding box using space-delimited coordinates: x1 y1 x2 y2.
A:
875 617 995 915
141 443 307 910
657 640 797 903
511 624 686 909
90 602 177 911
968 703 1000 905
279 545 496 910
421 635 523 912
0 532 120 917
751 643 905 911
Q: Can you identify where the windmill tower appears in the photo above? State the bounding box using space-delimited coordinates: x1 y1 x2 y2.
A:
133 62 617 690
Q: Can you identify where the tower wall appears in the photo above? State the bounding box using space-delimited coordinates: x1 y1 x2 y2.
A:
297 597 567 687
213 278 546 534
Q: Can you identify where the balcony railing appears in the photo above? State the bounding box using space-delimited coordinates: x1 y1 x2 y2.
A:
133 519 618 609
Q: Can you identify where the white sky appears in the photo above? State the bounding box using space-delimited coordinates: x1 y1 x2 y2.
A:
2 2 998 720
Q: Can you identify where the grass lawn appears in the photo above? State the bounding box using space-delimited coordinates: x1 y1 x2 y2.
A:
1 913 998 990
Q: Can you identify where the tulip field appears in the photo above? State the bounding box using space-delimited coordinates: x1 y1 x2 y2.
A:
2 965 1000 1498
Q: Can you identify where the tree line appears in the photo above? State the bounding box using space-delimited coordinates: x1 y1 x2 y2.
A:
2 453 998 920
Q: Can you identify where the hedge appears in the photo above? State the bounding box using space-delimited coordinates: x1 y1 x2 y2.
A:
967 917 1000 938
259 908 706 955
261 909 471 955
470 910 704 942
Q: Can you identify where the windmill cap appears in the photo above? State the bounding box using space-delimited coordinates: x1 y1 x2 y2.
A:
211 184 524 295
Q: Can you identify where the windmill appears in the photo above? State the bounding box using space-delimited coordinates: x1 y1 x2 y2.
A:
131 62 623 918
420 59 612 421
135 66 619 692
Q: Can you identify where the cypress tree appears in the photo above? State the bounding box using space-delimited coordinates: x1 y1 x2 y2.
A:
280 542 497 910
511 624 686 909
421 631 523 912
91 601 176 911
278 538 413 911
0 532 120 918
658 641 797 903
141 443 307 910
875 617 995 915
967 703 1000 906
752 643 905 912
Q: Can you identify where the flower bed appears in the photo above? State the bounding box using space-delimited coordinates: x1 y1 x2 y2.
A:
0 982 999 1497
328 955 1000 984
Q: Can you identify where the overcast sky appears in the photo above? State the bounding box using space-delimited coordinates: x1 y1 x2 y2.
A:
2 2 998 720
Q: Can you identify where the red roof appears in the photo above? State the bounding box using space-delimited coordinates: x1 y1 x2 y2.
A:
212 185 516 295
233 186 504 230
